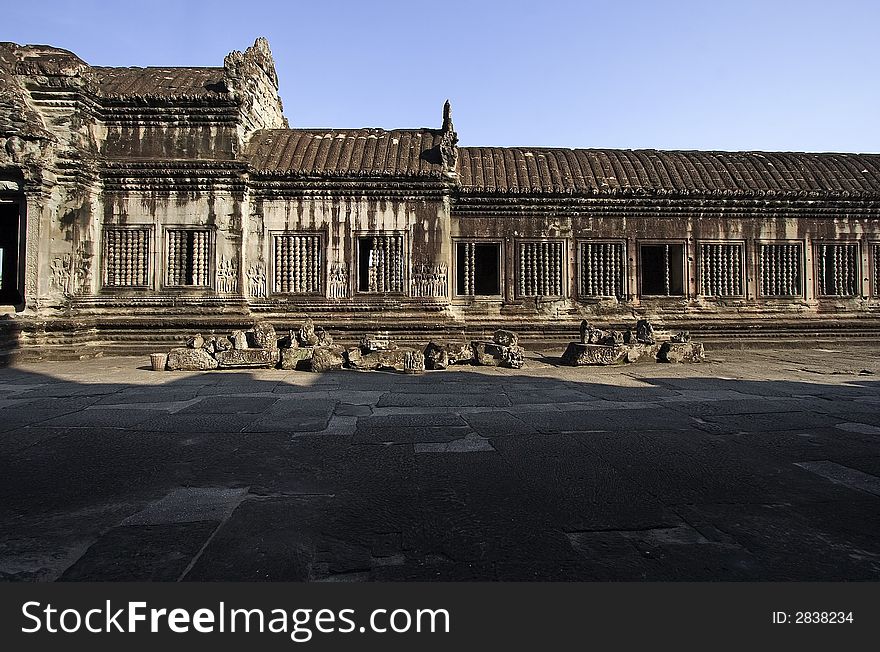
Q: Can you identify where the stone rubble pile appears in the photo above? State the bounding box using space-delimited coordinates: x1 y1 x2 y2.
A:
156 322 529 373
561 320 704 366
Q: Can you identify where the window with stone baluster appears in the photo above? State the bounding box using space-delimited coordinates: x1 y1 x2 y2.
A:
165 229 212 287
103 227 151 288
273 233 322 294
815 242 859 297
698 241 745 297
577 240 625 299
516 240 565 298
758 242 803 297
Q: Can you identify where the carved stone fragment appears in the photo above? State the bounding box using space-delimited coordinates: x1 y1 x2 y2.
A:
186 334 205 349
231 330 248 350
447 341 473 365
423 342 449 370
311 345 345 372
493 329 519 347
280 347 313 370
561 343 628 366
346 348 381 370
252 320 278 350
502 345 526 369
471 341 505 366
403 350 425 374
361 332 395 352
167 347 218 371
377 347 421 371
298 318 319 347
658 342 705 363
216 348 279 368
636 320 655 344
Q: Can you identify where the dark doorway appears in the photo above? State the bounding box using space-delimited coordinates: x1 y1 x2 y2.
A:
0 201 22 304
457 242 501 296
640 243 685 296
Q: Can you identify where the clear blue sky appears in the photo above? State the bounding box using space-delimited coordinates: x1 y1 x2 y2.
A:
5 0 879 152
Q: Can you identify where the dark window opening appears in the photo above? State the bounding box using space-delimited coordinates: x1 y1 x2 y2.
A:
874 244 880 297
817 243 858 297
167 230 210 286
457 242 501 296
0 202 21 304
640 243 685 296
357 235 404 293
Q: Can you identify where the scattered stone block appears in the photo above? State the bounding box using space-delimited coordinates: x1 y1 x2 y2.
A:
361 332 395 352
423 342 449 370
314 327 333 347
403 350 425 374
346 347 381 371
231 330 248 350
377 347 420 371
447 341 473 364
561 342 628 366
298 318 320 346
502 345 526 369
216 348 279 368
636 319 655 344
670 331 690 343
167 347 218 371
493 329 518 347
311 346 345 372
471 341 505 366
624 343 659 363
252 320 278 350
277 330 298 349
215 336 233 352
186 334 205 349
658 341 705 363
280 347 313 371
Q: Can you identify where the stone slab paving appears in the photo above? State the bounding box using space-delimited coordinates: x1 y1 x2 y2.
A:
0 345 879 581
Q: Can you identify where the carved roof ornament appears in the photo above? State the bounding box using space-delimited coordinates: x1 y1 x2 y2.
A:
224 37 279 89
440 99 459 175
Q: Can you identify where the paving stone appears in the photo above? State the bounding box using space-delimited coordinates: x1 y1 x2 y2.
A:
123 487 249 525
178 396 278 415
59 522 217 581
377 392 510 408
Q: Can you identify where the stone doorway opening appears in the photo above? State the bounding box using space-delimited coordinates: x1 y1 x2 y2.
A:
640 243 685 296
0 199 22 305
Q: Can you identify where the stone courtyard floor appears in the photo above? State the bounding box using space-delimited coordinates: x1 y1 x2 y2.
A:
0 345 879 581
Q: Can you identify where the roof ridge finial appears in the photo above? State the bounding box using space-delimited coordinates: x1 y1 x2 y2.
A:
442 99 454 133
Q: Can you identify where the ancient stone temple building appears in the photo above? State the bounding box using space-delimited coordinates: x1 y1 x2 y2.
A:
1 37 879 360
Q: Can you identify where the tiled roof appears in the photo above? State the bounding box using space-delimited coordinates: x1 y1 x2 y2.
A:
90 66 227 98
246 129 446 177
457 147 880 198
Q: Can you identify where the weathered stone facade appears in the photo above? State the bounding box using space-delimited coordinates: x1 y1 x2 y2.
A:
1 38 879 361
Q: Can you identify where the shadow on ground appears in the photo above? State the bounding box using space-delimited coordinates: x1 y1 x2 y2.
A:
0 349 879 581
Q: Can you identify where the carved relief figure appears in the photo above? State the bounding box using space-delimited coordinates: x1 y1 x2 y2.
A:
410 262 449 298
50 244 93 297
246 261 267 298
217 256 238 293
328 262 348 299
